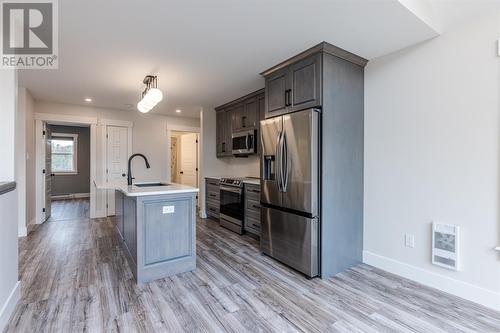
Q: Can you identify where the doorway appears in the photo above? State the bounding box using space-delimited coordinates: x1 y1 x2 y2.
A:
47 124 91 221
36 120 94 223
170 131 199 188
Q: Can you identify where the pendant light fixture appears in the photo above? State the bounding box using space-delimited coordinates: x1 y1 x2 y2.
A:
137 75 163 113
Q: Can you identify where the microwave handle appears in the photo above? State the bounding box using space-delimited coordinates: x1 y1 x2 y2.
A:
246 133 251 149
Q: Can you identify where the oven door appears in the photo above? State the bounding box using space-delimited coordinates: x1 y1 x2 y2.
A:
219 186 243 222
232 130 256 155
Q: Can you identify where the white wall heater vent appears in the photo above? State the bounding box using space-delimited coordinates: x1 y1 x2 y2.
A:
432 222 460 271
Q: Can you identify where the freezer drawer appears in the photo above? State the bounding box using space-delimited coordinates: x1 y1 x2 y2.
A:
260 206 319 277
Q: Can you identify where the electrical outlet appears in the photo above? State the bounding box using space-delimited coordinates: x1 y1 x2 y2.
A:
404 234 415 248
162 206 175 214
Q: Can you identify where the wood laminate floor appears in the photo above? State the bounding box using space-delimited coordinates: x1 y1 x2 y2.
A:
5 200 500 333
48 198 90 222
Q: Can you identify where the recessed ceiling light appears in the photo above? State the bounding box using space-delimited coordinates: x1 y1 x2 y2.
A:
84 98 92 102
175 109 182 113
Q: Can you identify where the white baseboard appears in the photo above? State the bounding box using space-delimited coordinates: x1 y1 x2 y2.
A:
52 193 90 200
363 251 500 311
0 281 20 331
17 226 27 238
199 209 207 219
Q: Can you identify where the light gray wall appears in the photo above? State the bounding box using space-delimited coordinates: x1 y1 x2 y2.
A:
49 125 91 196
364 2 500 310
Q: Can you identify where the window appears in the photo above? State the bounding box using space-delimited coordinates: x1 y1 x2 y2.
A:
51 133 78 174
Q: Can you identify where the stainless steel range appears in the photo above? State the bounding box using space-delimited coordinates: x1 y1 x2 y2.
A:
219 178 245 234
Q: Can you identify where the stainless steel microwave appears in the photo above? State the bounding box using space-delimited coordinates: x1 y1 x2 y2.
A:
232 129 257 155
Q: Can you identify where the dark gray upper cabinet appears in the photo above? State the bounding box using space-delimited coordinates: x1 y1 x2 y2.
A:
258 93 265 121
264 54 321 118
224 109 233 154
261 42 367 119
231 104 245 132
215 89 264 158
215 108 234 157
289 53 322 112
243 97 258 129
216 111 225 156
265 68 288 117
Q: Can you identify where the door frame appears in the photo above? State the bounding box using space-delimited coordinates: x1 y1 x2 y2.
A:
166 125 200 183
35 113 97 223
100 119 133 216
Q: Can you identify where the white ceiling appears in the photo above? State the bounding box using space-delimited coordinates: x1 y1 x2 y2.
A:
19 0 438 118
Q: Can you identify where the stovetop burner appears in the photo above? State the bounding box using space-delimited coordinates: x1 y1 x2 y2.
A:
220 177 245 187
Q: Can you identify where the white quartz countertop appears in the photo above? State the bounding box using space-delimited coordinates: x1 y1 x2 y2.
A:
242 178 260 185
96 181 198 197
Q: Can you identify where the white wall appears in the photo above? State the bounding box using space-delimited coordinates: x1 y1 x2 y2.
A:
0 70 20 331
364 2 500 310
35 101 200 182
0 71 17 181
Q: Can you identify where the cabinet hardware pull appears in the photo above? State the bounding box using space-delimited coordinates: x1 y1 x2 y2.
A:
285 89 292 106
209 194 216 197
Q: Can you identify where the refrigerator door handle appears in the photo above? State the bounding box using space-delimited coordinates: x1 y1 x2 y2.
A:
276 131 282 192
282 132 289 192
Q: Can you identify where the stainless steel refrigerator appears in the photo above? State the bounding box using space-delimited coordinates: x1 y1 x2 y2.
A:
260 108 320 278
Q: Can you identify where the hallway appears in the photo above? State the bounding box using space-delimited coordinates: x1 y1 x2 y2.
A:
48 199 89 222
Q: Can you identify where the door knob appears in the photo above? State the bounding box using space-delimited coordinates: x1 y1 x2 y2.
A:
122 173 126 177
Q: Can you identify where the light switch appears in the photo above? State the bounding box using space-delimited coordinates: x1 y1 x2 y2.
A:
163 206 175 214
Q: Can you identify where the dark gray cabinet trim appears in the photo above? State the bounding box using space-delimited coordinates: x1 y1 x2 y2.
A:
214 88 265 111
260 41 367 77
0 181 16 195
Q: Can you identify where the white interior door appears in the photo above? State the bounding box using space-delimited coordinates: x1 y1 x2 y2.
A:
179 133 198 187
106 126 128 216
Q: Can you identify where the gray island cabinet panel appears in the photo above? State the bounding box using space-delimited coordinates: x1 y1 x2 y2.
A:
117 190 197 283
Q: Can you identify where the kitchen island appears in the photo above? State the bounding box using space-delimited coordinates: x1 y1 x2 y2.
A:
114 182 198 283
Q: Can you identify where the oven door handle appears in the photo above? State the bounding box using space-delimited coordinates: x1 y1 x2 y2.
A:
220 186 242 194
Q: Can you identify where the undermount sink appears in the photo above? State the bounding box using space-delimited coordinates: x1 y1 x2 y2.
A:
133 182 170 188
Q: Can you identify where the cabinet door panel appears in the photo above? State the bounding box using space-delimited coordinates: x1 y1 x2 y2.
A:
258 93 265 121
216 111 225 156
232 104 245 132
244 97 258 129
290 54 322 111
224 109 233 155
265 69 287 117
143 199 192 265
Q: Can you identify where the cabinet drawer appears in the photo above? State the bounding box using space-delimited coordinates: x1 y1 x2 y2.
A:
206 178 220 187
246 198 260 214
245 216 261 235
206 203 220 220
245 184 260 200
206 186 220 200
245 208 260 222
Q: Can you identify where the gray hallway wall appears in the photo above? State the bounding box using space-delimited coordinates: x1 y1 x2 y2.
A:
48 125 90 196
